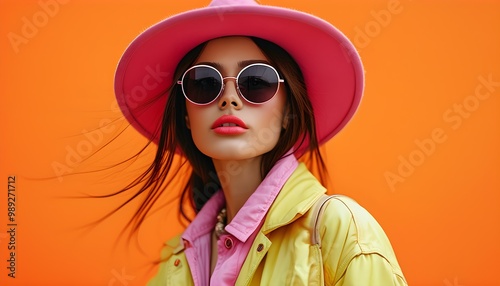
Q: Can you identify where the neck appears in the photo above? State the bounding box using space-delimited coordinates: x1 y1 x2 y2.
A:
212 157 263 223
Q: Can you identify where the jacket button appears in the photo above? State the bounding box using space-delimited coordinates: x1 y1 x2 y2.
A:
174 259 180 267
257 244 264 252
224 237 233 249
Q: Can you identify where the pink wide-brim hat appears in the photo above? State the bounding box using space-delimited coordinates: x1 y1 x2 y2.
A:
114 0 364 156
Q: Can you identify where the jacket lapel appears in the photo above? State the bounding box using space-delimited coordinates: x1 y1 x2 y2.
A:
235 163 326 285
262 163 326 233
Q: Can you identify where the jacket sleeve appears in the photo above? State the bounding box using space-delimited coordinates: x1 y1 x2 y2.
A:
334 254 407 285
319 196 407 286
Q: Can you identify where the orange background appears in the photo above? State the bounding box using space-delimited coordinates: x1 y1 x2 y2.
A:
1 0 499 285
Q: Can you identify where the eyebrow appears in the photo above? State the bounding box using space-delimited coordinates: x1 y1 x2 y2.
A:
195 59 271 72
237 59 270 68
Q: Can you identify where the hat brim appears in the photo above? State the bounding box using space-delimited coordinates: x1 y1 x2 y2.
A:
114 4 364 156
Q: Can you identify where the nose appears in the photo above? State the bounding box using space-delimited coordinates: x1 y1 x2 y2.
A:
218 77 243 109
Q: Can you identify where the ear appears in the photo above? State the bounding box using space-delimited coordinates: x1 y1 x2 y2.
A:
185 115 191 129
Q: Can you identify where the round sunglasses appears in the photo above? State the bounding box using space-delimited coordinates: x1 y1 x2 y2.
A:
177 63 285 105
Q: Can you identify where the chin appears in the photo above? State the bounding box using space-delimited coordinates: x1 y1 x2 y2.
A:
198 145 271 162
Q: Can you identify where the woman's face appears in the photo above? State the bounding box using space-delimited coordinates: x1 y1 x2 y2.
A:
185 36 287 161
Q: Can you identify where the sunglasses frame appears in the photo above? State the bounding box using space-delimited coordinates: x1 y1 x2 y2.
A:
177 63 285 105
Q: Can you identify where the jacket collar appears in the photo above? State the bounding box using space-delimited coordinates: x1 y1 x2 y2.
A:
260 163 326 234
172 162 326 256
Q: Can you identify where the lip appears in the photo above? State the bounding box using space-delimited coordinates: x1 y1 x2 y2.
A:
211 115 248 135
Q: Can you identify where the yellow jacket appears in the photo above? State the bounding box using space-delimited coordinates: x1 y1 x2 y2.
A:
149 164 407 285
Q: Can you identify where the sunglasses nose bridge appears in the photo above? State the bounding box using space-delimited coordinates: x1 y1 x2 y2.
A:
218 76 243 108
221 76 240 95
222 76 238 85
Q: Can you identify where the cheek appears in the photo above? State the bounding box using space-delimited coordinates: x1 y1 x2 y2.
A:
186 103 207 136
185 103 218 155
257 107 284 137
250 95 287 147
262 91 287 130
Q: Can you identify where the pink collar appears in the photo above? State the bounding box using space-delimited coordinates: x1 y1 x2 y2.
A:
182 154 298 243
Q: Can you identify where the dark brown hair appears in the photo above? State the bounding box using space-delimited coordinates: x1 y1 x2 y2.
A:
112 36 327 235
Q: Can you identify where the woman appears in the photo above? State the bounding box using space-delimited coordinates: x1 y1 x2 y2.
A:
114 0 407 285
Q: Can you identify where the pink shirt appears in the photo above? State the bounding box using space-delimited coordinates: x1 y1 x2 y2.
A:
181 154 299 286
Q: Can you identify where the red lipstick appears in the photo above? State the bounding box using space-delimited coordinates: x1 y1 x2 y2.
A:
211 115 248 135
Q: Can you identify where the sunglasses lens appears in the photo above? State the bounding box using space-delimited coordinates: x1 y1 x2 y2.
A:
238 65 280 103
182 66 222 104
